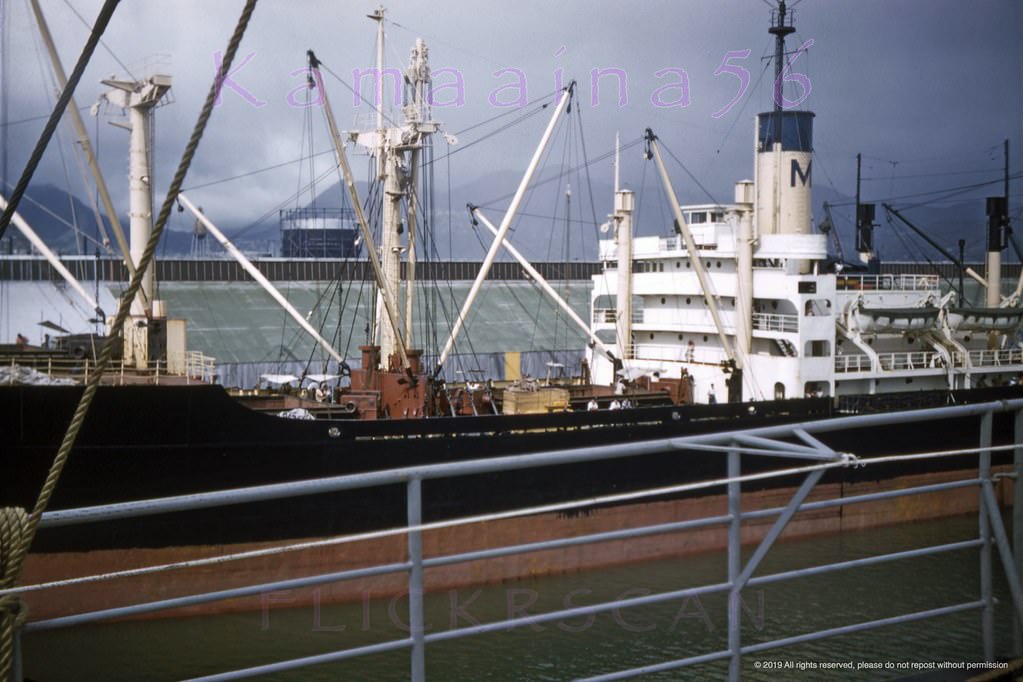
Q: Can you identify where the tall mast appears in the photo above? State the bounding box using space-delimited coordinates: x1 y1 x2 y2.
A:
356 9 437 369
405 37 431 350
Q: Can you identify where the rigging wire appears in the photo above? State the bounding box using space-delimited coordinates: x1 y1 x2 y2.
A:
59 0 136 80
0 0 120 241
477 136 644 211
426 101 553 167
181 149 335 192
573 98 603 265
658 138 722 207
832 172 1023 209
315 60 403 130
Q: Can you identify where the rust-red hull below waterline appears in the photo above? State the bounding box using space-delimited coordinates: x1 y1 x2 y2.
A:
20 467 1013 624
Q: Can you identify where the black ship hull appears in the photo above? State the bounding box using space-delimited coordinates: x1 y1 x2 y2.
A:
2 383 1018 554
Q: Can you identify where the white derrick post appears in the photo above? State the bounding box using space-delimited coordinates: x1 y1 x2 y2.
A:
473 209 617 362
179 194 346 365
734 181 755 358
615 189 634 359
435 83 575 373
0 194 102 315
647 132 739 367
100 74 172 317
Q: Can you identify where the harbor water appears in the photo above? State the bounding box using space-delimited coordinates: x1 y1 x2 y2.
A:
21 511 1017 680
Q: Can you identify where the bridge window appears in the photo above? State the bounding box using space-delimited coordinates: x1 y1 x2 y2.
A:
774 382 785 400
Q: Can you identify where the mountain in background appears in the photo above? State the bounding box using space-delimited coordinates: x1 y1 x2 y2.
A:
2 179 1012 265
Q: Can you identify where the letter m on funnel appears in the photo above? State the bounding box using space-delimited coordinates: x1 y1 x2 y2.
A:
790 158 812 187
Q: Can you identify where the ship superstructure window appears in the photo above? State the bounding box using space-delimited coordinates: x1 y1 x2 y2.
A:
689 212 707 224
804 299 830 316
711 211 725 223
805 340 831 357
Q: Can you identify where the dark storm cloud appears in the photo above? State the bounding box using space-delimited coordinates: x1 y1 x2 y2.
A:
2 0 1020 235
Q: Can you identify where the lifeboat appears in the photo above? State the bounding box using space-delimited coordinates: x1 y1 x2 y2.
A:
854 306 940 333
945 307 1023 333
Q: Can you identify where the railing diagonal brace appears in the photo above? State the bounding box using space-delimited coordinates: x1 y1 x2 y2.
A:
735 468 826 590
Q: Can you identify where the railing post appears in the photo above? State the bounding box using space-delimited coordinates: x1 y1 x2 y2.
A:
9 628 22 682
407 477 426 682
1014 408 1023 656
979 410 994 661
727 446 741 682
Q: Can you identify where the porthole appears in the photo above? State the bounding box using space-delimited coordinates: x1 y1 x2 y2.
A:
703 335 709 342
650 333 655 340
686 297 692 304
661 297 666 304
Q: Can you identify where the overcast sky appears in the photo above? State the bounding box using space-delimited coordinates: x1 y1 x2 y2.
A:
2 0 1021 249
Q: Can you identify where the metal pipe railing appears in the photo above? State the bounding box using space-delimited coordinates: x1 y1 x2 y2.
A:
12 399 1023 680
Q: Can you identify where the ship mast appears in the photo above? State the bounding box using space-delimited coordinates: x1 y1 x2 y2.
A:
365 7 436 370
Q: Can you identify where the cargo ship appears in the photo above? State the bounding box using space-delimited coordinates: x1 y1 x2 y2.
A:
1 2 1020 621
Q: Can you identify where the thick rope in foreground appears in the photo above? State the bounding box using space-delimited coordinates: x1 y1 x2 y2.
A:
0 507 29 681
1 0 259 611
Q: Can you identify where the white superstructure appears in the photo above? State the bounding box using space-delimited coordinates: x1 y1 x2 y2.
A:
588 119 1023 403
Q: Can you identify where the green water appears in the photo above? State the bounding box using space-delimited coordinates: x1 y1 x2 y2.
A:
21 513 1017 681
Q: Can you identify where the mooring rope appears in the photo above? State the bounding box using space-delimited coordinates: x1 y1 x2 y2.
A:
0 1 258 676
0 507 28 679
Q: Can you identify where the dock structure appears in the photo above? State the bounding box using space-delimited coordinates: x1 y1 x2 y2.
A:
5 255 1008 284
0 256 603 283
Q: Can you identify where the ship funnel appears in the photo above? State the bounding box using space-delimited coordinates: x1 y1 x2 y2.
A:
754 110 814 236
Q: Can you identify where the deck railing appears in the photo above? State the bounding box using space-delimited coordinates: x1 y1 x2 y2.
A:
10 399 1023 680
752 312 798 334
0 351 217 385
591 308 643 325
836 273 939 292
837 349 1023 373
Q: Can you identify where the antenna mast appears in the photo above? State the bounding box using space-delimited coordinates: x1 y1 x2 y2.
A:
768 1 795 143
